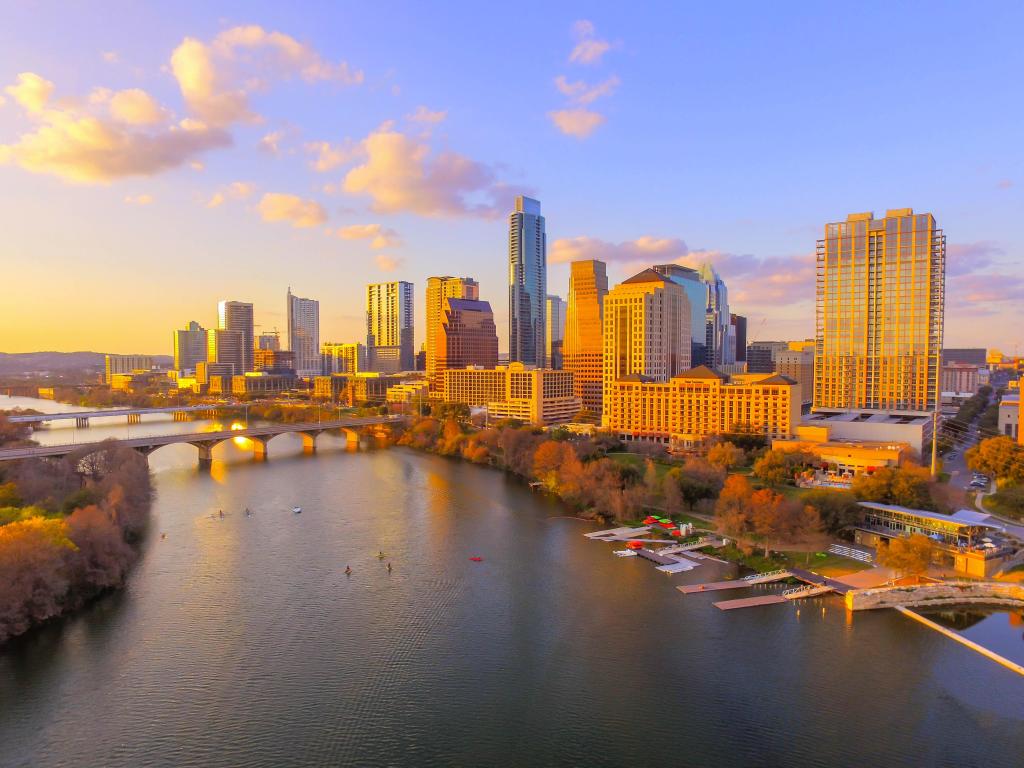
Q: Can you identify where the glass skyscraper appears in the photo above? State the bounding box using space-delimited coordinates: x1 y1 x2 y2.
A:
218 300 254 373
814 209 945 413
508 196 547 367
287 288 320 377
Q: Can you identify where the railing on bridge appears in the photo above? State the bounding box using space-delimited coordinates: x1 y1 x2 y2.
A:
741 569 790 582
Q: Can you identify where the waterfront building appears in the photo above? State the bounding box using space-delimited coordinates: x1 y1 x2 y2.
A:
854 502 1010 578
195 361 234 386
322 342 367 375
602 269 691 422
173 321 207 372
287 288 320 377
104 354 153 384
772 427 910 486
218 300 254 373
313 372 409 405
442 363 579 426
508 196 547 367
254 348 296 374
257 331 281 351
313 373 349 401
434 298 499 394
730 314 747 362
386 382 430 405
206 328 244 375
814 209 945 413
604 366 799 450
653 264 709 365
564 259 608 418
546 295 565 370
776 347 814 405
799 409 933 458
367 281 414 373
426 276 479 390
231 372 296 396
940 363 979 395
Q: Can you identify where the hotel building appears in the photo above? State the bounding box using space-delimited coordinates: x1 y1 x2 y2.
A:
433 298 499 394
604 367 799 450
443 363 580 426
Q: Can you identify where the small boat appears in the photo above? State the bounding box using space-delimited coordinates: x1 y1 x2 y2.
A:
292 506 302 514
469 556 483 562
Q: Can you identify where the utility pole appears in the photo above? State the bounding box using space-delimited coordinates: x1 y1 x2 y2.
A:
930 408 939 479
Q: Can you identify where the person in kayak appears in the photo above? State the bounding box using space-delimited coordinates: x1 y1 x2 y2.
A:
344 566 352 576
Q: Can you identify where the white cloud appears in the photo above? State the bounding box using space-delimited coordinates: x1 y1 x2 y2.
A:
374 254 403 272
101 51 119 64
108 89 168 125
170 25 363 127
257 192 327 227
569 20 611 65
305 139 360 172
4 72 54 112
336 223 400 249
123 193 154 205
207 180 256 208
258 129 286 154
548 108 605 138
554 75 619 106
406 105 446 124
0 74 231 183
551 236 690 264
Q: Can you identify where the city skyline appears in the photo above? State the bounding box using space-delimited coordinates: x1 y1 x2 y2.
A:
2 3 1022 355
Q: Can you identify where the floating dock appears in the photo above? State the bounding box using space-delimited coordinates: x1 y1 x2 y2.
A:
713 595 787 610
584 526 651 540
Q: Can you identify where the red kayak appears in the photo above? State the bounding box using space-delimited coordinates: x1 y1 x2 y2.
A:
469 556 484 562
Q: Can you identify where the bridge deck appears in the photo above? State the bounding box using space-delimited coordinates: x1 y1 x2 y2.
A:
7 404 244 423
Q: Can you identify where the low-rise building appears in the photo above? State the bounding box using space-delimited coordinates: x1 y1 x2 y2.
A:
941 362 979 394
773 425 910 487
105 354 153 384
853 502 1013 578
999 394 1019 440
604 366 800 451
799 409 934 459
443 363 579 426
231 372 296 396
386 382 430 404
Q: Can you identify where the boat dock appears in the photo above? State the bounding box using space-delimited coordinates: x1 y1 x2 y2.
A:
681 566 851 609
713 595 787 610
584 526 651 540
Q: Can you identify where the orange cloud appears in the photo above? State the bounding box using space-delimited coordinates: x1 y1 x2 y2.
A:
374 254 403 272
569 20 611 65
4 72 54 112
335 223 400 249
206 181 256 208
549 108 605 138
257 192 326 227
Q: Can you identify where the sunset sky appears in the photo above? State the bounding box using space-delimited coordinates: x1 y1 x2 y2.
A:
1 1 1022 356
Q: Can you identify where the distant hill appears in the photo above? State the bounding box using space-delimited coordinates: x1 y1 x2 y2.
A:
0 352 172 375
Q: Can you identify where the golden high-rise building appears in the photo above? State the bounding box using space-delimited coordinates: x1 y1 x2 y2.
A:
426 276 479 391
602 269 691 425
434 297 499 393
563 260 608 417
814 209 945 413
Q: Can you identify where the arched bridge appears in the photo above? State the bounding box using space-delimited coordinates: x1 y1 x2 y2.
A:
0 416 403 468
6 404 245 428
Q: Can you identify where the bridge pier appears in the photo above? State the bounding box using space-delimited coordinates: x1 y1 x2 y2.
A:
341 428 360 450
252 437 270 461
75 417 89 428
173 411 189 422
190 440 221 469
127 413 141 425
300 432 318 455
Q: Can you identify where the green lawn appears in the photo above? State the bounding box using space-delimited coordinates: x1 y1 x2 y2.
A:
607 452 675 478
710 543 872 576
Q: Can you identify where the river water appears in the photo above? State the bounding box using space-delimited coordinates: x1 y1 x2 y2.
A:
1 396 1023 767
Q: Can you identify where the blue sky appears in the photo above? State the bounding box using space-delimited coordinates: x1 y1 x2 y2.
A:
1 1 1021 354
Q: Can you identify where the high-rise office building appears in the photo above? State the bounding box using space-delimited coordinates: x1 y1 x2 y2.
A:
426 276 479 391
218 300 254 372
730 314 747 363
173 321 207 371
602 269 691 422
367 281 414 373
546 295 565 370
104 354 153 384
508 196 547 367
322 342 367 375
564 260 608 416
287 288 320 377
206 328 244 375
814 209 945 413
700 263 732 366
652 264 710 366
434 298 499 393
746 341 789 373
776 347 813 405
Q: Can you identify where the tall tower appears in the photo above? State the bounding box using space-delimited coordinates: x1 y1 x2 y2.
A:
699 263 731 367
564 260 607 415
366 281 415 373
602 269 691 422
287 288 320 377
206 328 244 375
173 320 207 371
435 298 499 393
814 209 945 413
546 295 566 370
508 196 547 367
426 276 479 391
652 264 710 366
218 300 254 372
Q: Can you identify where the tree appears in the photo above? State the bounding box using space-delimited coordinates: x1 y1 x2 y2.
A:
749 488 792 556
852 464 934 509
752 450 791 486
801 489 858 533
966 436 1024 485
668 459 724 510
876 533 934 577
533 442 569 491
715 474 754 536
707 442 744 472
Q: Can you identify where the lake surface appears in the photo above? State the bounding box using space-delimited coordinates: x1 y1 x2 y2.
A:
2 395 1024 767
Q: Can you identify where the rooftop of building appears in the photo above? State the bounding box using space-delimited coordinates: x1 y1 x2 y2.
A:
445 298 493 312
857 502 1001 531
806 409 932 425
621 268 670 285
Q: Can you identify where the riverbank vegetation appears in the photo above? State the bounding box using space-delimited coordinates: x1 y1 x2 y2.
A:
0 413 153 644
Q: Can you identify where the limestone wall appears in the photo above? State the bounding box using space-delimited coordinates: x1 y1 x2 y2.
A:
846 581 1024 611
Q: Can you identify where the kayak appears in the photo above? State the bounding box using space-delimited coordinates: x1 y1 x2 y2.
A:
469 556 483 562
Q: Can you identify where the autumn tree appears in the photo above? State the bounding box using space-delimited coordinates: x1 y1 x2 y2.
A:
715 474 754 536
966 436 1024 485
801 489 859 533
533 441 570 491
751 450 791 486
707 442 745 472
852 464 933 509
749 488 792 556
876 533 934 577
